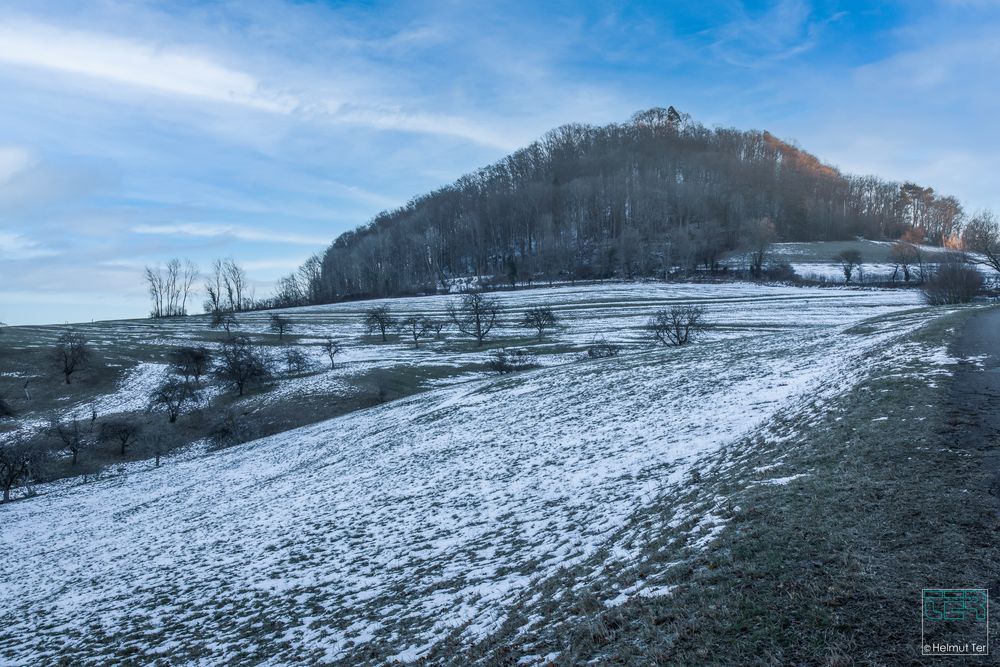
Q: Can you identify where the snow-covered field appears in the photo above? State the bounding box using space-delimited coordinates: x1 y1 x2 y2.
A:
0 283 957 664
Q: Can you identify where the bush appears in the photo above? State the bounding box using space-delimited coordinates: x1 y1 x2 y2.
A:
587 338 621 359
649 305 706 346
209 411 262 450
487 348 532 375
764 262 797 282
922 261 983 305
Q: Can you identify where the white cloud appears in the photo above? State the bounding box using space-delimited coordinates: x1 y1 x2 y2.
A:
0 20 295 113
0 231 58 259
0 146 35 184
131 222 330 246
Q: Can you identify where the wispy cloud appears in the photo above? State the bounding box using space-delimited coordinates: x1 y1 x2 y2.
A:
131 223 331 246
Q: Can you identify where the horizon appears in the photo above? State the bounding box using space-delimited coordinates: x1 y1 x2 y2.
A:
3 0 1000 325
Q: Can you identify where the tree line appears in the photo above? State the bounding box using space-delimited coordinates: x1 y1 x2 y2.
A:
272 106 991 304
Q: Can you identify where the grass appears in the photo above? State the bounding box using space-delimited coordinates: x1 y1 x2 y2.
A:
446 307 1000 665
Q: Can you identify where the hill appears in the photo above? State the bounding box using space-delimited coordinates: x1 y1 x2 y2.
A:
278 107 964 305
0 283 978 664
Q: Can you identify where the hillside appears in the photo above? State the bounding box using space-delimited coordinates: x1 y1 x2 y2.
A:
278 108 964 305
0 283 977 664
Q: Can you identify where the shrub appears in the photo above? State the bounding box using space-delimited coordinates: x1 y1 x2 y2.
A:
284 347 313 374
649 305 706 346
922 261 983 305
488 348 532 375
587 338 621 359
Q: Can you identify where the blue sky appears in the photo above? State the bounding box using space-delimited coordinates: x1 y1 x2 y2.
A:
1 0 999 325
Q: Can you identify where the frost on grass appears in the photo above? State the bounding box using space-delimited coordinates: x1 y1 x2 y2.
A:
0 283 955 664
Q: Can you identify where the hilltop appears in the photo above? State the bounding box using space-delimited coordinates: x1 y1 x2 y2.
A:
276 107 964 305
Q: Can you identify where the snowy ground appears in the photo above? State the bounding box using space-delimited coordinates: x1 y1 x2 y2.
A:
0 283 960 664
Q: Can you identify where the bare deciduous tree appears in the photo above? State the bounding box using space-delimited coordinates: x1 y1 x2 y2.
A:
150 377 196 423
835 249 863 284
742 218 775 279
284 347 312 374
205 258 252 313
145 258 198 317
99 419 140 456
214 335 273 396
269 314 293 341
0 440 42 502
962 210 1000 276
888 241 921 283
363 305 395 342
210 311 239 332
169 346 212 385
521 307 558 341
321 337 342 369
398 316 433 348
51 331 89 384
650 305 705 346
50 419 90 465
449 292 499 346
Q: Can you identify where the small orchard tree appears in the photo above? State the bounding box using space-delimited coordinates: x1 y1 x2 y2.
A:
0 440 42 502
321 337 342 369
150 377 196 423
424 319 446 339
50 419 90 465
169 346 212 385
888 241 920 283
269 314 293 341
835 249 863 284
961 210 1000 276
214 335 273 396
587 337 620 359
363 306 394 342
521 307 558 341
51 331 89 384
449 291 500 346
284 347 313 374
210 311 239 333
650 305 706 346
99 419 141 456
398 316 433 348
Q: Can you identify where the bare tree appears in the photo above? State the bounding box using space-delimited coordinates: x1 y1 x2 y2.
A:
205 258 252 312
424 319 446 339
449 291 500 346
650 305 705 346
150 377 196 423
742 218 775 279
269 314 293 341
51 331 89 384
214 335 273 396
835 249 863 284
363 305 395 342
888 241 920 283
169 346 212 385
320 337 343 370
145 258 198 317
284 347 313 374
50 419 89 465
0 440 42 502
211 311 239 333
99 419 140 456
962 210 1000 276
398 315 433 348
521 307 558 341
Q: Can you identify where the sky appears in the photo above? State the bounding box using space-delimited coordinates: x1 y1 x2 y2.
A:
1 0 999 325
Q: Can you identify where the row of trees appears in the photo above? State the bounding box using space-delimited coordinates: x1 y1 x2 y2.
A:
144 257 255 318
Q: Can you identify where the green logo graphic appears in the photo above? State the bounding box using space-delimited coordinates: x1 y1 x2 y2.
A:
923 590 988 622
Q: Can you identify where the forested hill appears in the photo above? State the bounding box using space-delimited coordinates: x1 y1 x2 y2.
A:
283 107 963 303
